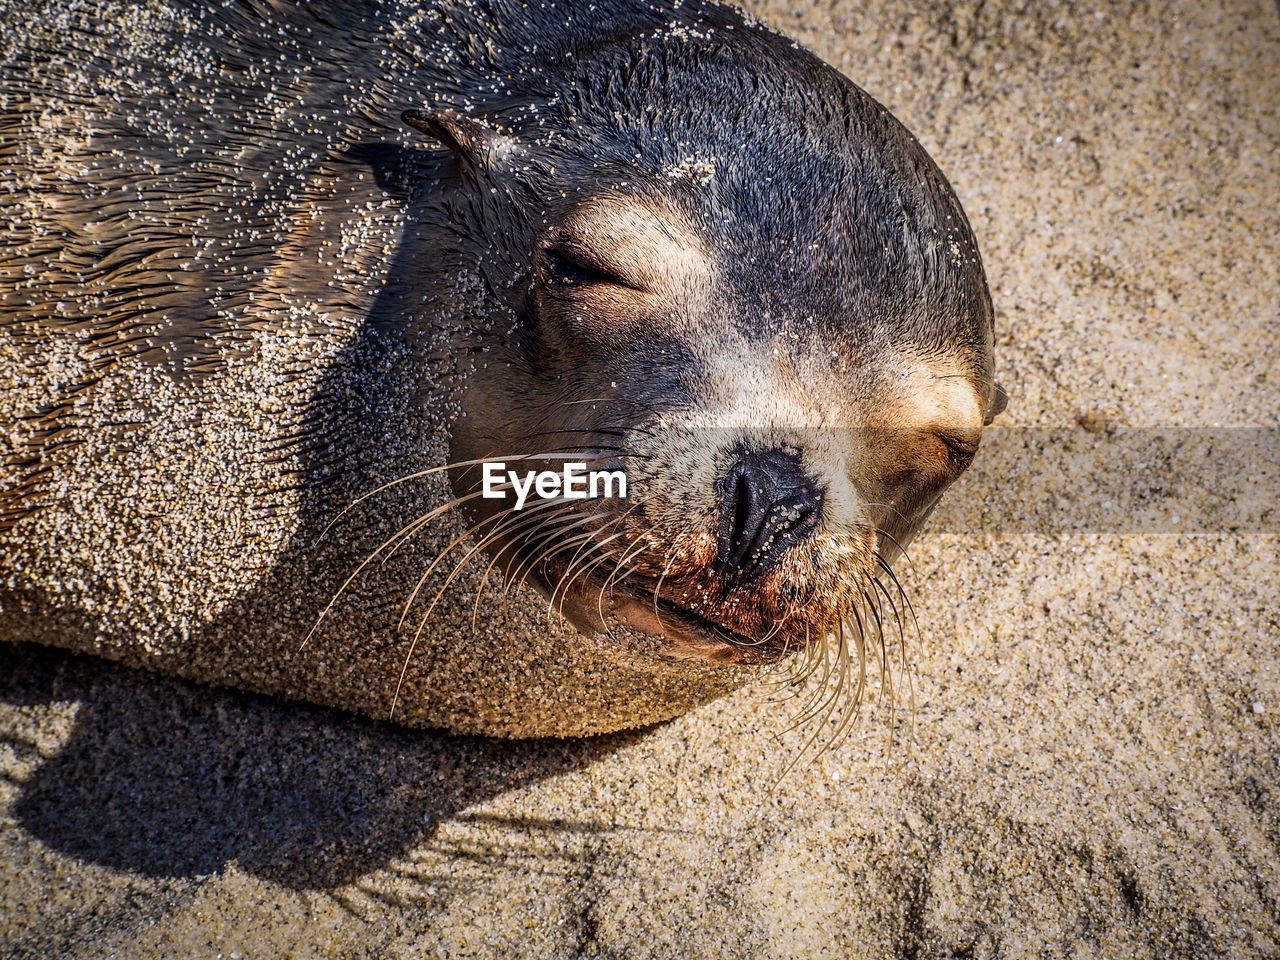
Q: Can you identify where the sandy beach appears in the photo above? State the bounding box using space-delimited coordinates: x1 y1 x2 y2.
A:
3 0 1278 956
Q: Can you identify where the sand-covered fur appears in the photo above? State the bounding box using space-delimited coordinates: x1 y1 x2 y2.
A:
2 0 1277 956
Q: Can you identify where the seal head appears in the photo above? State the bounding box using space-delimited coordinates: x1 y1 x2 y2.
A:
0 0 1003 736
406 11 1003 665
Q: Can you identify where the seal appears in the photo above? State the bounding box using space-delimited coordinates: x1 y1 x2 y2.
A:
0 0 1004 736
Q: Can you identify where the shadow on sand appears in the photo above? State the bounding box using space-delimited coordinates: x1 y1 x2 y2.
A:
4 640 638 890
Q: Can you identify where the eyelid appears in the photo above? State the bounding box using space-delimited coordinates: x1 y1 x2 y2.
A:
552 241 610 274
542 241 642 291
936 432 979 454
935 432 980 467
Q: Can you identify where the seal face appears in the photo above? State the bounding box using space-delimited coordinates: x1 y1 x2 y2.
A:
415 17 1003 666
0 0 1003 735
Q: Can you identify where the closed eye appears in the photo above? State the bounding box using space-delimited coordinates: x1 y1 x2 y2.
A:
937 432 979 467
543 244 635 291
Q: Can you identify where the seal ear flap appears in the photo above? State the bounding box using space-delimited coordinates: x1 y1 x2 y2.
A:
401 108 510 175
984 381 1009 425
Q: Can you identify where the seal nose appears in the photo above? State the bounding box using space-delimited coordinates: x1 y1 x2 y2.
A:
716 448 824 582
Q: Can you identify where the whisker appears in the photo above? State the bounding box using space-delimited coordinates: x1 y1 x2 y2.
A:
546 513 635 617
773 623 847 787
378 475 521 568
393 492 564 632
874 528 916 573
502 504 621 604
648 518 700 634
300 486 499 651
875 556 920 640
593 520 666 628
469 505 572 630
388 499 579 719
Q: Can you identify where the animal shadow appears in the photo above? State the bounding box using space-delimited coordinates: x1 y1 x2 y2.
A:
4 640 634 890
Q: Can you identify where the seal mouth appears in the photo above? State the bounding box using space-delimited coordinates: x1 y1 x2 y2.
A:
531 556 822 666
633 591 799 665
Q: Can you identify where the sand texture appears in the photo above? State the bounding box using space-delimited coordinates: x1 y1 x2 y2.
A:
2 0 1278 956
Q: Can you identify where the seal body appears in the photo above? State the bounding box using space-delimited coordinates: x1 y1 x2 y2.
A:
0 0 1001 736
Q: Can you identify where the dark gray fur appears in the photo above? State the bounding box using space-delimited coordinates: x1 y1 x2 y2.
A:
0 0 997 734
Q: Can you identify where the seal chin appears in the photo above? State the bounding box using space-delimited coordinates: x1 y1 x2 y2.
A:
535 563 827 666
615 591 799 665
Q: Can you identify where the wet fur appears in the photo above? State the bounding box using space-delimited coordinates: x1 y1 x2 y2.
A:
0 0 997 736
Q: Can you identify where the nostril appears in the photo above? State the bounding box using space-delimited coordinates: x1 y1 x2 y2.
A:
716 448 825 582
